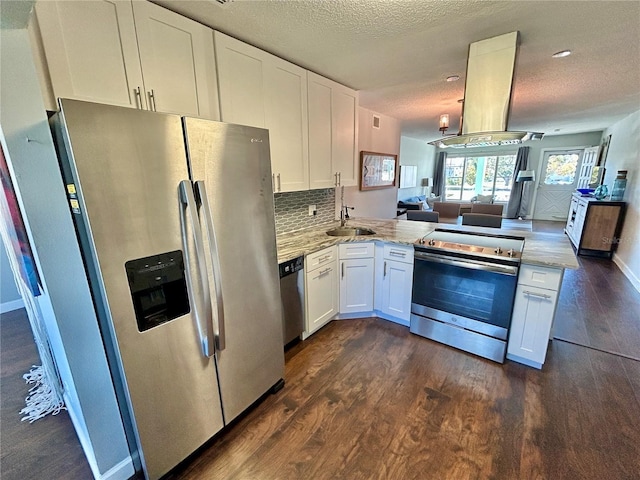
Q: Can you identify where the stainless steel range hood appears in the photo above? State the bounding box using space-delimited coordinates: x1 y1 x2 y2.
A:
431 31 544 148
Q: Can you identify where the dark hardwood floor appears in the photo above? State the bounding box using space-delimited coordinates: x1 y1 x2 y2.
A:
0 309 92 480
171 317 640 480
1 220 638 480
535 220 640 361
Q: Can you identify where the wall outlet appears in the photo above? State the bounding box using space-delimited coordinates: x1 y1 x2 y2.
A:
308 205 317 216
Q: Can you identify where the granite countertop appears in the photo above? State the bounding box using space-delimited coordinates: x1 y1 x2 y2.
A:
276 218 580 270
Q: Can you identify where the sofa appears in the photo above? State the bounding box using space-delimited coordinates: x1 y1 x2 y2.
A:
397 195 446 211
397 195 428 211
398 195 473 215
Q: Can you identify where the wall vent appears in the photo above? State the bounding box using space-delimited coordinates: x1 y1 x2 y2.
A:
372 115 381 129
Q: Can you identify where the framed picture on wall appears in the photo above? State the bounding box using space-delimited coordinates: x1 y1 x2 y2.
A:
360 151 398 191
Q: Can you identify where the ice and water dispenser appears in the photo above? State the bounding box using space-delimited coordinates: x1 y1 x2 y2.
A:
125 251 190 332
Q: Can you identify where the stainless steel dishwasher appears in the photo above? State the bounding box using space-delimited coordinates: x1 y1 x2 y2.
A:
279 256 304 348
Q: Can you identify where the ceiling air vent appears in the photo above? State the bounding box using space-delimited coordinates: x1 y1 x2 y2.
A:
373 115 381 129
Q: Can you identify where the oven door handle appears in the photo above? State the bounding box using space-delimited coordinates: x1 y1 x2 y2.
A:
414 251 518 276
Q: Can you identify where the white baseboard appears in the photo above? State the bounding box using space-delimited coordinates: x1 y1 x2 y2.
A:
506 353 543 370
99 457 135 480
374 310 410 327
64 392 135 480
612 254 640 293
0 298 24 313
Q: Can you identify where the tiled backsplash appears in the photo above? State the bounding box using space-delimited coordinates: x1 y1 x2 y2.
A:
274 189 336 234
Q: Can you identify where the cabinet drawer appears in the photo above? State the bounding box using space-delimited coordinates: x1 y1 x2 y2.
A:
382 243 413 264
518 264 563 291
306 245 337 272
339 242 374 259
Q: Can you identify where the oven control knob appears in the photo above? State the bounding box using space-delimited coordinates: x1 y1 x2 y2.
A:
428 239 436 246
507 248 515 257
494 246 503 254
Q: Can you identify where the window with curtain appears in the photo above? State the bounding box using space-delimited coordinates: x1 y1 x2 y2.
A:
444 153 517 203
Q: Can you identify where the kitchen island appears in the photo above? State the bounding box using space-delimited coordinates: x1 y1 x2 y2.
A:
276 218 579 270
277 218 579 369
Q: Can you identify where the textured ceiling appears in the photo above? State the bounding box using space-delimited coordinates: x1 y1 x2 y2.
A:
152 0 640 142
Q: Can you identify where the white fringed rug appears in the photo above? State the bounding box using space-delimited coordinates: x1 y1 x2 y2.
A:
20 365 66 422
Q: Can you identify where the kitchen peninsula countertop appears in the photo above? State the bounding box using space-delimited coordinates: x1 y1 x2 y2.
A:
276 218 580 270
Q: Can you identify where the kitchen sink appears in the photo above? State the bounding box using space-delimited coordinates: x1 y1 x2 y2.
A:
326 226 376 236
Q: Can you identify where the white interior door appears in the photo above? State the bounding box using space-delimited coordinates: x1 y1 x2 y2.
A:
533 149 583 221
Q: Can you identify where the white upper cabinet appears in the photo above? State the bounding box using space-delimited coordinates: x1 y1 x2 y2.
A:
130 1 219 118
308 72 359 189
35 0 143 109
214 31 266 128
264 58 309 193
215 32 309 193
35 0 219 119
308 75 334 189
332 86 358 187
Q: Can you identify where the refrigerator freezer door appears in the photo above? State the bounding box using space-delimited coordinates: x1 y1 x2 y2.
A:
55 100 224 479
184 117 285 423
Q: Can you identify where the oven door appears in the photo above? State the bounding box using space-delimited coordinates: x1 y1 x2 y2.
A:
412 250 518 330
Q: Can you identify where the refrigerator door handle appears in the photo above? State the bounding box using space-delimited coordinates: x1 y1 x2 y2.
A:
194 180 226 352
179 180 215 357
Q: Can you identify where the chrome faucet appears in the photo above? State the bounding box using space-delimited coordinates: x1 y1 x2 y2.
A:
339 186 354 226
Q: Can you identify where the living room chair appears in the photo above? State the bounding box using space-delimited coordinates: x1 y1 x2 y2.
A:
407 211 439 223
462 213 503 228
433 202 461 222
471 203 504 216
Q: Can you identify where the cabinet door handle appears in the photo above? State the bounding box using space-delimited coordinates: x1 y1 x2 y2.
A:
383 261 387 277
523 290 552 300
148 89 157 111
272 173 275 191
318 267 332 276
337 172 341 186
389 250 406 257
334 172 338 187
341 262 344 279
134 87 142 109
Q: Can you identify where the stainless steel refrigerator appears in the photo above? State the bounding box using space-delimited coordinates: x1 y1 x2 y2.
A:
51 99 285 479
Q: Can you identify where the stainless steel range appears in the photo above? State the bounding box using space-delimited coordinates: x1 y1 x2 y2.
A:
411 229 525 363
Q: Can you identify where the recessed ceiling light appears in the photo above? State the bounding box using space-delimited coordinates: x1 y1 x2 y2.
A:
446 75 460 82
552 50 571 58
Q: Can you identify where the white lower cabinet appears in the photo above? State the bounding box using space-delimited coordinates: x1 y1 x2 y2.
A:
375 243 413 324
304 246 338 337
507 264 563 369
339 243 375 314
303 242 411 338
